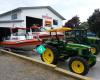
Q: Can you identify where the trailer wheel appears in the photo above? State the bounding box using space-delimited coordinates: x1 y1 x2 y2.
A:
41 45 58 64
69 57 89 75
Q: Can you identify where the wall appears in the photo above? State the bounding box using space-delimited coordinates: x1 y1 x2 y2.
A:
0 22 22 28
0 10 22 21
0 10 23 27
21 8 63 28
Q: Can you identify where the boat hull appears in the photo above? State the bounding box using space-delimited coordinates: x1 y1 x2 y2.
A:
0 39 42 51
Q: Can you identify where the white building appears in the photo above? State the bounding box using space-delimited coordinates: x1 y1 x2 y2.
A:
0 6 65 29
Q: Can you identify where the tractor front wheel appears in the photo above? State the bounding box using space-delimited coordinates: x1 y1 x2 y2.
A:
69 57 89 75
41 45 58 64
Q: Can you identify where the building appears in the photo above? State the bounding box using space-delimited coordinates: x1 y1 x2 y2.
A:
0 6 65 30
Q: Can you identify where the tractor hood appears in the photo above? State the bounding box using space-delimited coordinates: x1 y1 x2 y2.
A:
87 37 100 40
66 43 91 49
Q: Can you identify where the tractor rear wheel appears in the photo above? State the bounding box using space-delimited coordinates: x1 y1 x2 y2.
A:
69 57 89 75
41 45 58 64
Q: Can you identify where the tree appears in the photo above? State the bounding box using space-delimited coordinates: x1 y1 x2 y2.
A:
79 22 89 29
88 9 100 37
64 16 80 28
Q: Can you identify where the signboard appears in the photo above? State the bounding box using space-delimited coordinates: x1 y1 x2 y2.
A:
36 45 46 54
42 15 52 19
42 14 52 27
45 20 52 27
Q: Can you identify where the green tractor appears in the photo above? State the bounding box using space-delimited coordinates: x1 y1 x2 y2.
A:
35 27 96 75
65 29 100 55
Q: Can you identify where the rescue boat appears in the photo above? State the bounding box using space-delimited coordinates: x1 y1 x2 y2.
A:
0 27 42 51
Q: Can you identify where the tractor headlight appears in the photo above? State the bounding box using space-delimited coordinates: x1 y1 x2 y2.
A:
89 48 96 54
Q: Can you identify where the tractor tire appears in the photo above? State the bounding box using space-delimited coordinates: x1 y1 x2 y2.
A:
69 57 89 75
41 45 58 64
88 56 96 68
90 44 99 55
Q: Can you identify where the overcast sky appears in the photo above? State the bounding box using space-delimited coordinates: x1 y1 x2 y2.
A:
0 0 100 22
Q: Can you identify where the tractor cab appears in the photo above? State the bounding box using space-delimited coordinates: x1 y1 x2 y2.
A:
65 29 100 43
65 29 96 38
65 29 87 41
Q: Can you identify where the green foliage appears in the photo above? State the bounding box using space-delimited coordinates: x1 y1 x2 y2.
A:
88 9 100 37
64 16 80 28
79 22 89 29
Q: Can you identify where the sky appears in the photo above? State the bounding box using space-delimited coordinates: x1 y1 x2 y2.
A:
0 0 100 23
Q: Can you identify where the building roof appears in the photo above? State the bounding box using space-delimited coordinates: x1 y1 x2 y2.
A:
0 6 66 20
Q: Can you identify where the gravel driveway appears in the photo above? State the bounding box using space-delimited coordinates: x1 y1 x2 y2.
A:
0 52 76 80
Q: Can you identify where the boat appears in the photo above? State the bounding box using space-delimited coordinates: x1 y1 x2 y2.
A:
0 26 64 51
0 27 42 51
29 26 64 39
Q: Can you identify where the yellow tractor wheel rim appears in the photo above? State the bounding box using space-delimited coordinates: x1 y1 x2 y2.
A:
42 48 54 64
91 47 96 54
71 61 85 74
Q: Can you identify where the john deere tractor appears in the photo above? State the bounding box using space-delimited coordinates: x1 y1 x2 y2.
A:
36 27 96 75
65 29 100 55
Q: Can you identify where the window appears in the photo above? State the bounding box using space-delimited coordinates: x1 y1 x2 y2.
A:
11 13 17 20
53 19 58 25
